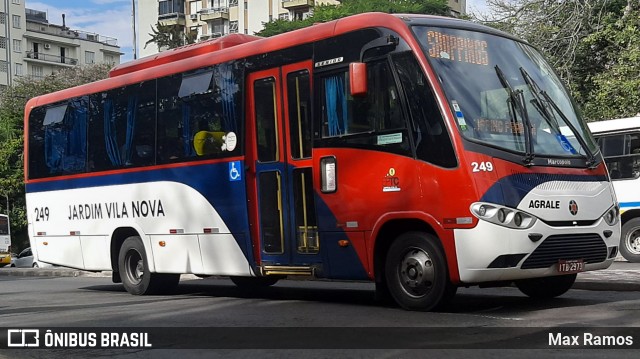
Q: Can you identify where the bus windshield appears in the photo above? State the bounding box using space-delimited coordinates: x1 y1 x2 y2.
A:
413 26 598 163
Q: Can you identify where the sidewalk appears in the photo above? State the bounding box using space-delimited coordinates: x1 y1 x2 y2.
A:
572 261 640 291
1 261 638 290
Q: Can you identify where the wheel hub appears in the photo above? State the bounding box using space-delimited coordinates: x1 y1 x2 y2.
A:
398 248 435 297
125 250 144 284
627 227 640 255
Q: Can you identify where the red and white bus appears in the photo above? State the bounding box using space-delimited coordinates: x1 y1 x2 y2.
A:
24 13 620 310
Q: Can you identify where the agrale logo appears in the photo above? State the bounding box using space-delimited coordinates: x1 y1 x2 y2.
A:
568 200 579 216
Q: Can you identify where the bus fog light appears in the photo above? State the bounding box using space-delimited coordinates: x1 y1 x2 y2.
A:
603 206 619 225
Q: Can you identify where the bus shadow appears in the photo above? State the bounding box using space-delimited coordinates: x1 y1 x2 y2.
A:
81 278 608 313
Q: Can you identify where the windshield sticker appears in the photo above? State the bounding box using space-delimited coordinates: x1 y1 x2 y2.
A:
452 101 468 130
426 31 489 66
555 134 578 154
222 132 237 152
377 133 403 145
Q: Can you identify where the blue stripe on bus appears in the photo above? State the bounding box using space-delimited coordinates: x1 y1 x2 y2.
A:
480 173 608 208
620 202 640 208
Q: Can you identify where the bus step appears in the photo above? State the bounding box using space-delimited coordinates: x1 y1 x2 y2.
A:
261 265 314 276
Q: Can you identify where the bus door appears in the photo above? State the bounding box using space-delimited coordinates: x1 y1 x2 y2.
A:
246 61 320 274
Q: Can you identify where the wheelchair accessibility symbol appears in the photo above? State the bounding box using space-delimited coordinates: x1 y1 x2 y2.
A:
229 161 241 181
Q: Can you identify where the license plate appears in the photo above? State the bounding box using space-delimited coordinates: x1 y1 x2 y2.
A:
557 259 584 274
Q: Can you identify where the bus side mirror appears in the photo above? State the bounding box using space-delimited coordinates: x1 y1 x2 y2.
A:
349 62 367 96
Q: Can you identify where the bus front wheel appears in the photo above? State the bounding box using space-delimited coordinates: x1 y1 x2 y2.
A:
515 274 577 298
384 232 456 311
118 236 179 295
620 218 640 263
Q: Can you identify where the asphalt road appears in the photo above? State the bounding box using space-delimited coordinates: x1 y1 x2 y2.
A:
0 265 639 359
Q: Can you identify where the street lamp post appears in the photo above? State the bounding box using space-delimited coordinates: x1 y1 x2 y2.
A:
132 0 138 60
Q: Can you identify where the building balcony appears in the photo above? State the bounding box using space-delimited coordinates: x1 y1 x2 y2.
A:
282 0 314 9
158 12 186 26
25 51 78 66
26 22 118 46
199 7 230 21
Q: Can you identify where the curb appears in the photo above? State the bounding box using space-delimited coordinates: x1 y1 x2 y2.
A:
2 267 638 291
573 280 640 291
0 268 104 277
0 267 202 280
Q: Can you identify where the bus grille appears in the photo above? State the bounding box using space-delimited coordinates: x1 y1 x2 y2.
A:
521 233 607 269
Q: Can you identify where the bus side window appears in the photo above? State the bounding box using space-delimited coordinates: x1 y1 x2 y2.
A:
392 52 457 168
598 132 640 180
89 81 156 170
30 98 89 178
157 74 188 163
157 63 242 164
317 60 411 156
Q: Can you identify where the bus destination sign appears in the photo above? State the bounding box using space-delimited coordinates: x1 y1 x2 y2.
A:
426 30 489 66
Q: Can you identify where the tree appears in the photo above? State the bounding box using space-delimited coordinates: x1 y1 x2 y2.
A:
145 22 196 51
257 0 451 37
0 64 112 251
578 3 640 120
476 0 640 121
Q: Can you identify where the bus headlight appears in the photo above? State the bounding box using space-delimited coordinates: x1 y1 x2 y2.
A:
603 205 619 226
470 202 537 229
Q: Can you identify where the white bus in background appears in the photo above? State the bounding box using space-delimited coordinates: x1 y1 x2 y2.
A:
589 116 640 262
0 214 11 266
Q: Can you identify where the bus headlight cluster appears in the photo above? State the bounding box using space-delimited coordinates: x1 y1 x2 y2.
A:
603 205 619 226
470 202 537 229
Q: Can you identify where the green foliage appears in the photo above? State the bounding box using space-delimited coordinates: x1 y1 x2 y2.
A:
478 0 640 121
578 6 640 120
145 22 196 50
258 0 450 37
0 64 111 251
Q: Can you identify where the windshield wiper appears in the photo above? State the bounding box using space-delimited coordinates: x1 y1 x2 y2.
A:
519 67 598 168
495 65 535 165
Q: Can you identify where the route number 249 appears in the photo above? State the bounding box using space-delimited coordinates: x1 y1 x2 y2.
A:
34 207 50 221
471 161 494 172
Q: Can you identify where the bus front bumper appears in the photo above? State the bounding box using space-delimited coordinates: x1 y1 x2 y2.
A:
453 218 619 284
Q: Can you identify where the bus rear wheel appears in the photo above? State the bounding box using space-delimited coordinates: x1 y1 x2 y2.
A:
620 218 640 263
118 236 179 295
385 232 456 311
515 274 577 299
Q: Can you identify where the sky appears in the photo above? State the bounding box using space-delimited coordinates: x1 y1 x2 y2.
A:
24 0 492 65
466 0 491 15
26 0 136 62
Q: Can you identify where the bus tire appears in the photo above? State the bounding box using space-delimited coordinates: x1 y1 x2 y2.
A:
515 274 577 299
230 276 280 288
384 232 456 311
118 236 179 295
620 218 640 263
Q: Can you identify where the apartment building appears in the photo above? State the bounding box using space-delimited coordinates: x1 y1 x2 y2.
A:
139 0 465 58
0 0 121 90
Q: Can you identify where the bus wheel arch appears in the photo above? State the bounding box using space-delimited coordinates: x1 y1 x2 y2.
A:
620 216 640 263
110 227 140 280
373 220 456 310
118 235 179 295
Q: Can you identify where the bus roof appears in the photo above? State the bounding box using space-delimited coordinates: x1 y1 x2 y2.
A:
109 33 262 78
587 116 640 134
23 12 515 111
